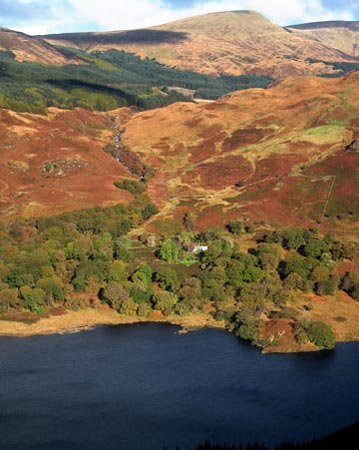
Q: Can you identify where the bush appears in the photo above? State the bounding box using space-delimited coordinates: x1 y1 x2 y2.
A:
0 288 19 311
183 212 194 231
65 296 91 310
101 283 131 311
37 276 65 302
277 306 299 320
130 285 153 304
227 221 242 236
20 286 46 313
306 321 336 349
341 272 359 300
118 297 138 316
236 322 260 343
159 240 179 263
302 239 329 259
295 328 310 345
141 203 159 220
315 275 338 296
153 290 178 316
114 179 145 195
175 300 191 316
137 302 152 317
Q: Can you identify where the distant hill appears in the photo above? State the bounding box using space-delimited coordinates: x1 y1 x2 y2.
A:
0 27 81 65
288 20 359 58
42 10 356 79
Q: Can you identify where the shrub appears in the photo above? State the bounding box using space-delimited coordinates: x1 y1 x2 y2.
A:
137 302 152 317
306 321 336 349
130 286 153 304
100 283 131 311
236 321 260 343
295 328 310 345
154 267 180 292
37 276 64 302
65 296 91 310
118 297 138 316
183 212 195 231
277 307 299 320
227 221 242 236
141 203 159 220
159 239 179 263
0 288 19 311
341 272 359 300
20 286 46 313
302 239 329 259
114 179 145 195
315 276 338 296
153 290 178 316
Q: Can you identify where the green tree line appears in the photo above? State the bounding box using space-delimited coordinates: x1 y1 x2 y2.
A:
2 202 356 350
0 48 272 114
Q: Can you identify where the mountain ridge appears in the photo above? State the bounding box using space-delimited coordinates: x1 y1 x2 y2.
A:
41 10 356 79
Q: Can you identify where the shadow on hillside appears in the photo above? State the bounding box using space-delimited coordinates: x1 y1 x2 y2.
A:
45 79 135 103
45 29 189 45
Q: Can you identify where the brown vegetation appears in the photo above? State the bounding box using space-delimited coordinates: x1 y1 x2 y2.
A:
0 27 81 65
118 73 359 232
0 108 134 219
288 20 359 58
43 11 355 78
0 308 223 338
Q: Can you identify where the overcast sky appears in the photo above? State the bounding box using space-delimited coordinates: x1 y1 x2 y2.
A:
0 0 358 35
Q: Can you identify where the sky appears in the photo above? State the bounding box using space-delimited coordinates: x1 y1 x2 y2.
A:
0 0 358 35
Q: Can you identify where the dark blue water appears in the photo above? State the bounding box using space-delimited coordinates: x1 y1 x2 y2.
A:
0 323 358 450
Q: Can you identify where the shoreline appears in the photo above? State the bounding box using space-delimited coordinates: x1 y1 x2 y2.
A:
1 309 358 354
0 308 225 338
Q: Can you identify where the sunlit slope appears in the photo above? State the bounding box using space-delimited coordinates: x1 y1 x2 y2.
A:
289 21 359 59
0 108 134 219
0 27 81 65
118 72 359 230
43 11 354 78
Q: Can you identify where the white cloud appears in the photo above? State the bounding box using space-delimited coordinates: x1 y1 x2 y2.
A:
5 0 357 35
165 0 355 26
70 0 168 30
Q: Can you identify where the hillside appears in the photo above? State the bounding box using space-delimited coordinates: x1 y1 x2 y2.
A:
288 21 359 58
116 72 359 234
1 68 359 352
0 45 273 114
0 107 135 219
42 11 355 79
0 27 80 65
2 70 359 233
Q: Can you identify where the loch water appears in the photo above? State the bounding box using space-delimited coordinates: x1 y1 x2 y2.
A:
0 323 358 450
